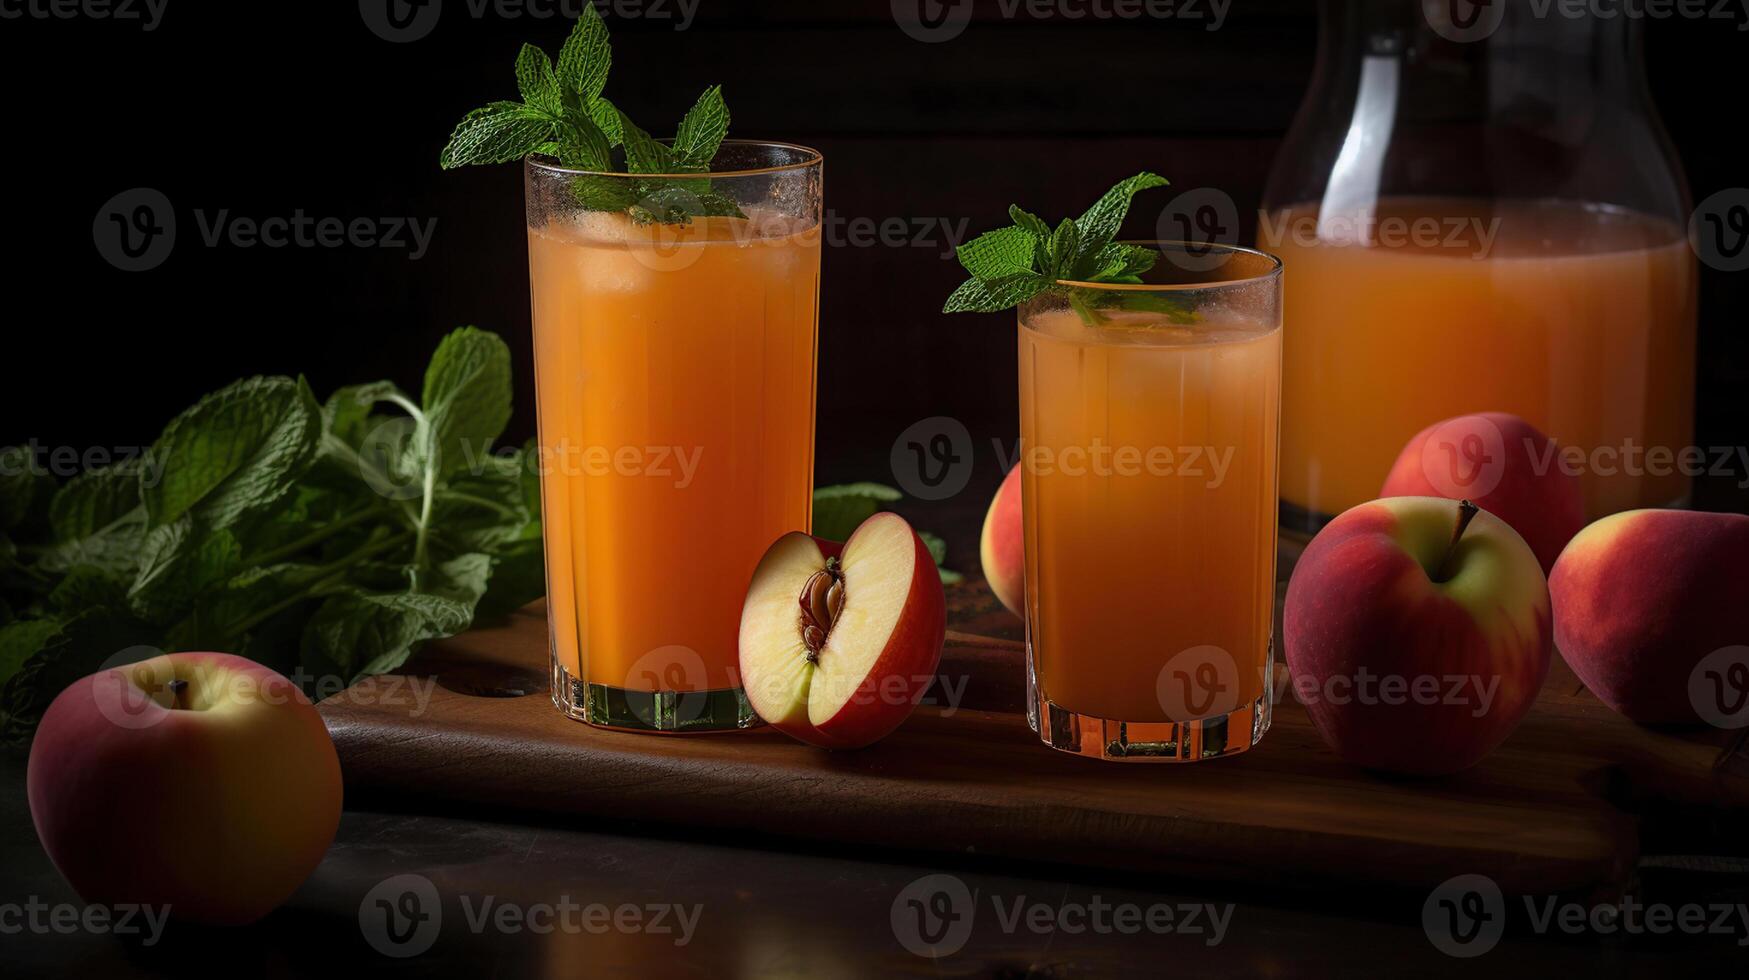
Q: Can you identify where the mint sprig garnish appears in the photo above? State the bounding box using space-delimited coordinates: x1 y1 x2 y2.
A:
0 329 545 741
440 7 742 225
943 173 1191 323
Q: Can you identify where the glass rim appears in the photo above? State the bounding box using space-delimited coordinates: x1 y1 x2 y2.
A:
524 139 823 180
1053 241 1283 292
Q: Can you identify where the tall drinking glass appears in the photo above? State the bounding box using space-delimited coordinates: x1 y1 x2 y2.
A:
526 142 823 733
1019 244 1283 761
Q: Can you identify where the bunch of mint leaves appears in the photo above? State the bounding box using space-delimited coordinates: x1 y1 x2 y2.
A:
440 5 741 226
943 172 1192 324
0 328 543 741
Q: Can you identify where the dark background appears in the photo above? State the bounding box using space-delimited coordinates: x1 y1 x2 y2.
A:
2 0 1745 556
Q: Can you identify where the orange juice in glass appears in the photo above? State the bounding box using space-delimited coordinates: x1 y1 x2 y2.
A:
1019 243 1283 761
526 144 822 732
1267 198 1696 527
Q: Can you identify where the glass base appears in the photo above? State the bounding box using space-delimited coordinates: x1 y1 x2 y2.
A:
1030 690 1272 762
1026 642 1274 762
550 660 761 734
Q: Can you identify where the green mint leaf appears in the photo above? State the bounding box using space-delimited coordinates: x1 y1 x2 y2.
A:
556 107 614 171
618 113 673 174
573 174 639 211
1048 219 1081 278
38 460 147 577
1080 242 1158 283
1 609 154 744
1074 171 1168 253
942 273 1053 314
695 191 746 219
515 43 562 115
945 174 1169 315
142 376 322 532
812 483 902 543
300 553 487 681
46 565 130 615
671 85 729 170
1106 290 1198 323
1008 206 1050 240
626 184 740 224
0 446 52 534
321 381 406 449
917 530 964 584
587 95 624 145
128 519 242 625
421 327 513 478
955 226 1037 281
441 102 555 169
919 530 948 566
556 3 611 102
0 619 60 690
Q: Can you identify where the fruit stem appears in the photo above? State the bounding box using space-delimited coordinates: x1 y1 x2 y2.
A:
167 678 190 711
1435 499 1481 583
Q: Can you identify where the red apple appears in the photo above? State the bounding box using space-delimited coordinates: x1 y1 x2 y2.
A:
1284 496 1553 775
1380 411 1584 574
740 512 946 749
27 652 343 925
979 466 1023 617
1550 508 1749 724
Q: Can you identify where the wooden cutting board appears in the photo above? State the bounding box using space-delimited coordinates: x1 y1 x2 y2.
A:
317 579 1749 900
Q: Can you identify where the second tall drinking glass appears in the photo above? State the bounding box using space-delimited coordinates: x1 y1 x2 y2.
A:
527 143 823 733
1019 244 1283 761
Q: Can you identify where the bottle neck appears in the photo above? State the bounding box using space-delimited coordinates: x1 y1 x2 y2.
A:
1315 0 1650 102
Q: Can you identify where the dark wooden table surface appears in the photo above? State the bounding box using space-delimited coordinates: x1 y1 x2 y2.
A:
2 487 1745 977
3 751 1745 978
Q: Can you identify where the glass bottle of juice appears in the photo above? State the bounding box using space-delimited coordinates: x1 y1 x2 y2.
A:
1263 0 1696 529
